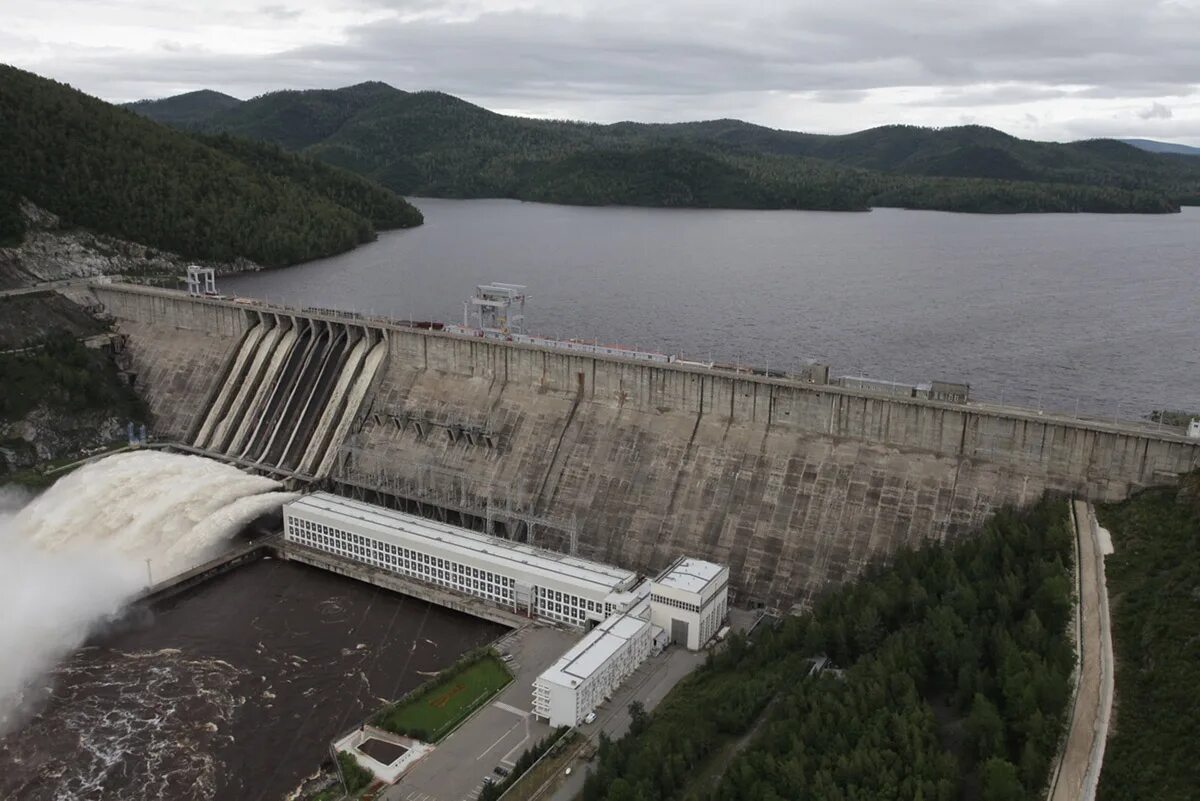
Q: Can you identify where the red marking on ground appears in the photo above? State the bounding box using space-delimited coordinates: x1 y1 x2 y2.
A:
429 682 467 709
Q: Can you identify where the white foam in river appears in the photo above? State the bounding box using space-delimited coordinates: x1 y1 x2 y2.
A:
0 450 296 734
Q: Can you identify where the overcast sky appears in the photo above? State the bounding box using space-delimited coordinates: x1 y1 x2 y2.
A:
6 0 1199 144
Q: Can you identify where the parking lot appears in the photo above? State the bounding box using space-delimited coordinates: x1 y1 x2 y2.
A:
384 625 580 801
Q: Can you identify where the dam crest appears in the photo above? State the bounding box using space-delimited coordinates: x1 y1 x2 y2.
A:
93 284 1200 610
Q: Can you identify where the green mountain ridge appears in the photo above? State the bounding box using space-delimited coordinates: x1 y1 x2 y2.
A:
1 66 422 268
123 89 243 127
126 83 1200 214
1118 138 1200 157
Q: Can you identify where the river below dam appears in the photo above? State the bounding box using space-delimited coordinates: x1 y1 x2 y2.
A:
224 200 1200 418
0 558 505 801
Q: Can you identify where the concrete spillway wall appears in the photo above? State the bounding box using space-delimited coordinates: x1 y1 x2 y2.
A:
94 286 388 476
95 286 251 441
95 285 1200 609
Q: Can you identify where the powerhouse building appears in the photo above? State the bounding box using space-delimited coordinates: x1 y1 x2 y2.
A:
283 493 640 626
650 556 729 650
283 493 730 730
534 559 730 727
533 610 653 727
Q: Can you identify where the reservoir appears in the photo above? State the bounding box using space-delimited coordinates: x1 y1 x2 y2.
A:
224 200 1200 418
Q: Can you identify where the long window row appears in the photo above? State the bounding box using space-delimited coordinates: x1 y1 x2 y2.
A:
286 517 515 607
534 585 605 625
651 593 701 614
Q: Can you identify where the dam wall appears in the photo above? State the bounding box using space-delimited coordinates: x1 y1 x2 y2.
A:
95 286 252 441
95 285 1200 609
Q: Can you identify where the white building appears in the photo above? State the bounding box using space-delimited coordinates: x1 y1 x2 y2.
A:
1188 418 1200 439
283 493 639 626
533 610 652 727
649 556 729 650
285 493 732 729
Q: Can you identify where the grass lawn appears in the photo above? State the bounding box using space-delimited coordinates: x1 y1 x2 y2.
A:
378 654 512 742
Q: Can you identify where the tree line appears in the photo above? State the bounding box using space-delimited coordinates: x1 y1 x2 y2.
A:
0 65 421 268
583 496 1076 801
130 83 1199 214
1095 476 1200 801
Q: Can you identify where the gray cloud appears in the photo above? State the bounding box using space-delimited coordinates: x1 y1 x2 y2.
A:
1138 101 1173 119
6 0 1200 143
809 90 870 104
914 85 1074 107
258 4 302 20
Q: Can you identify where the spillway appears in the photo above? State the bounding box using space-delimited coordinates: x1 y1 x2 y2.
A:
192 322 267 451
0 450 297 735
298 336 370 475
13 450 297 587
192 315 385 476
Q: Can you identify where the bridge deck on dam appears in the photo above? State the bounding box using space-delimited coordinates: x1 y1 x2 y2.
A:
92 284 1200 609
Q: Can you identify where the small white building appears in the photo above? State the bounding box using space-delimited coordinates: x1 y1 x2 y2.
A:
649 556 729 650
283 493 640 627
1188 418 1200 439
533 610 652 727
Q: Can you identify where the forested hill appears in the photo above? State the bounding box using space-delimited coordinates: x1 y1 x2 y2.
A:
127 82 1200 214
0 66 422 267
124 89 242 128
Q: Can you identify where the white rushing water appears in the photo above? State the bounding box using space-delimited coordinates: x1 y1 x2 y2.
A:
0 450 297 734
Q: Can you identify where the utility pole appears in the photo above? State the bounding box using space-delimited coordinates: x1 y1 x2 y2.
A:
144 558 153 586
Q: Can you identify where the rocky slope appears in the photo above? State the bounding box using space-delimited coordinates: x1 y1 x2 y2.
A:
0 204 182 480
0 202 258 290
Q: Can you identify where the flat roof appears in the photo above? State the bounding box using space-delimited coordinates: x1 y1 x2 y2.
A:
539 612 649 688
286 492 636 593
653 556 726 595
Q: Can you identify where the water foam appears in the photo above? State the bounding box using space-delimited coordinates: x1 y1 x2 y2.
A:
0 451 296 734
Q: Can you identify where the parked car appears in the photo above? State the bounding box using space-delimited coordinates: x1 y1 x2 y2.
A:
583 711 597 724
494 766 510 777
482 776 494 785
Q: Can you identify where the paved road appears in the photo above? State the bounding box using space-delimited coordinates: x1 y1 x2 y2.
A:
1048 500 1114 801
546 646 707 801
0 276 114 298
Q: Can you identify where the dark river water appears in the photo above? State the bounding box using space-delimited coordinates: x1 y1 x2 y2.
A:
224 200 1200 418
0 559 504 801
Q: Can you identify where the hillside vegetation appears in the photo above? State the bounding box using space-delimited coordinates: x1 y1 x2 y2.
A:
1096 476 1200 801
127 82 1200 214
0 65 421 268
583 497 1074 801
123 89 241 127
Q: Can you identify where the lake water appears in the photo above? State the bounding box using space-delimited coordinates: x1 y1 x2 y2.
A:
224 200 1200 418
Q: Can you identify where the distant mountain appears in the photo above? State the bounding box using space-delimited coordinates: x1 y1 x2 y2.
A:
123 89 242 128
1 66 422 267
126 83 1200 214
1118 138 1200 157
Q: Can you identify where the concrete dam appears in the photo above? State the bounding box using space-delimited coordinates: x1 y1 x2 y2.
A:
93 284 1200 610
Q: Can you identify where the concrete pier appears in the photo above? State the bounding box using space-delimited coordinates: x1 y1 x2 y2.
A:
133 538 276 605
94 284 1200 609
